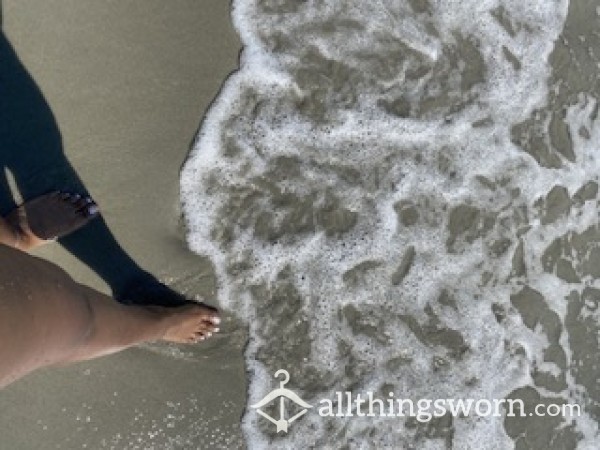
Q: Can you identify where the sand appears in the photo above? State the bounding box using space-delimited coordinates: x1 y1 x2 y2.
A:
0 1 246 448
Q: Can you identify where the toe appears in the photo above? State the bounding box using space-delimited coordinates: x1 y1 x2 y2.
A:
75 198 99 218
193 304 221 326
196 321 215 334
190 331 206 342
84 203 100 217
74 197 89 210
200 310 220 325
205 322 220 333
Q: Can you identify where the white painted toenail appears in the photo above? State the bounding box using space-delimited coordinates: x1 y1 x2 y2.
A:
87 205 99 215
212 317 221 325
214 328 220 333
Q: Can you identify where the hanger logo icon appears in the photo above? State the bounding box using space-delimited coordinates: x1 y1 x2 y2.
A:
251 369 312 433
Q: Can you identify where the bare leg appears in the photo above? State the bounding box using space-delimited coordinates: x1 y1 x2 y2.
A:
0 245 219 388
65 284 220 363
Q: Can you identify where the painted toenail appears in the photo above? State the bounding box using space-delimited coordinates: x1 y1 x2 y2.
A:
212 316 221 325
214 328 220 333
87 205 99 215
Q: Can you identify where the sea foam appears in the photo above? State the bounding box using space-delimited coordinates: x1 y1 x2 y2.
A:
181 0 600 447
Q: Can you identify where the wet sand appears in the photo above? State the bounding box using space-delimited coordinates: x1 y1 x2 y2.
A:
0 1 246 448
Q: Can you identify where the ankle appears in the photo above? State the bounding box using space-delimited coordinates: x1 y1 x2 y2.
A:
10 223 32 251
5 209 39 251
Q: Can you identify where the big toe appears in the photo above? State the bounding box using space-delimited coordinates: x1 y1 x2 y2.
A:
76 198 100 219
198 306 220 329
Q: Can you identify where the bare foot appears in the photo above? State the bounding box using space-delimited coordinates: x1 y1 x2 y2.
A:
6 191 99 250
157 303 221 344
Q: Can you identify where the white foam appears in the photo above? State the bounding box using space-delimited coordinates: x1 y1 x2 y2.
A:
178 0 600 447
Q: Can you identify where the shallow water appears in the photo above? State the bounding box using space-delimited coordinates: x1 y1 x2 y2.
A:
181 0 600 448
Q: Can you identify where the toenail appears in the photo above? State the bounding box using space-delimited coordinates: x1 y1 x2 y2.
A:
214 328 220 333
212 316 221 325
87 205 99 215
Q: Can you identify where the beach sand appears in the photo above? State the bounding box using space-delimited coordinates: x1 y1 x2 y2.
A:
0 1 246 448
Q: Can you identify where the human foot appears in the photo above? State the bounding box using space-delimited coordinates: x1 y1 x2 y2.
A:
157 303 221 344
6 191 99 250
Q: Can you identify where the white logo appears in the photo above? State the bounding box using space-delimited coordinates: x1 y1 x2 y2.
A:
251 369 312 433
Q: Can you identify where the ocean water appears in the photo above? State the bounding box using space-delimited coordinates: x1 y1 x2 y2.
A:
181 0 600 448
